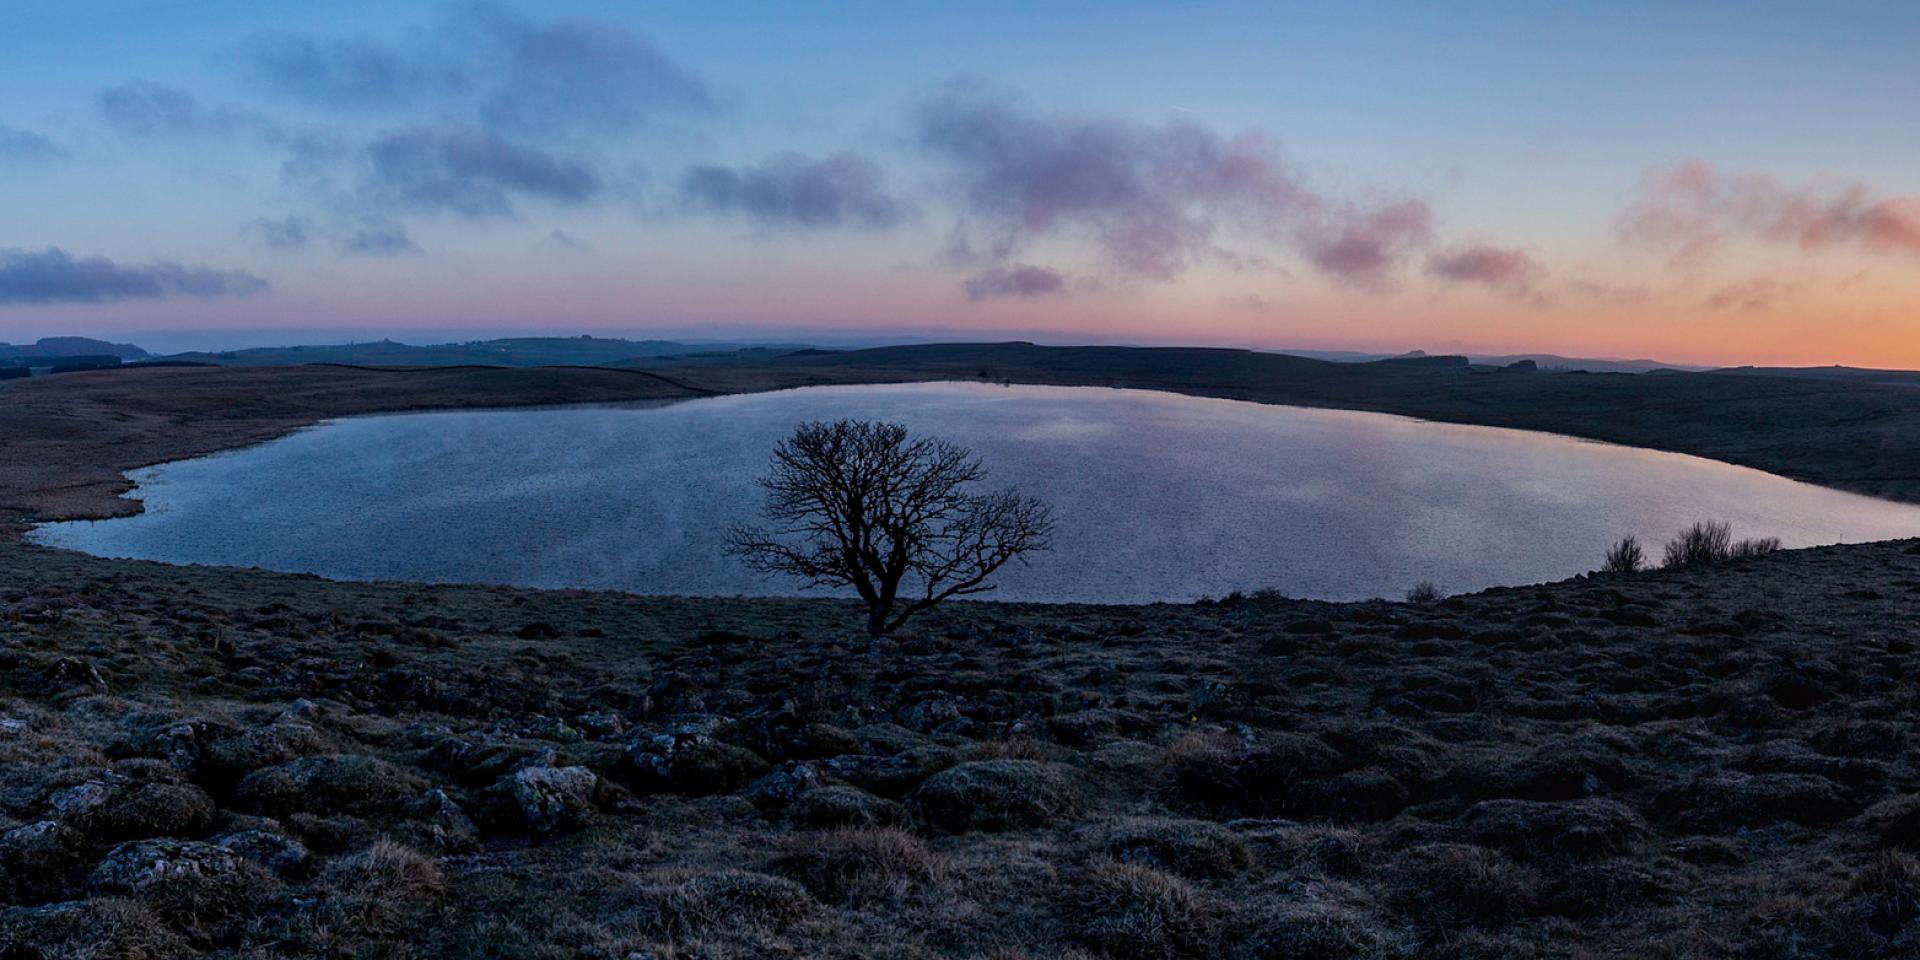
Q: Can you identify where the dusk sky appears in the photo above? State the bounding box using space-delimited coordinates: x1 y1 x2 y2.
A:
3 1 1918 364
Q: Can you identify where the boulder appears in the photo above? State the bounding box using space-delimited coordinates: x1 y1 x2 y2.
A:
235 754 430 818
501 765 598 833
213 830 311 876
623 734 769 795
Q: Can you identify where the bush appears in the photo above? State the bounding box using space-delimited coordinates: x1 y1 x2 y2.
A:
910 760 1083 833
1405 581 1442 604
1463 798 1647 859
1731 536 1783 558
646 870 818 938
786 784 906 829
1070 861 1214 959
1102 817 1253 880
1163 730 1340 818
1823 851 1920 953
1662 521 1733 567
1600 536 1645 574
1390 843 1539 927
1231 899 1412 960
777 826 944 905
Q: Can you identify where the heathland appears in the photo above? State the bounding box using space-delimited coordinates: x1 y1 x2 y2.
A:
5 345 1920 957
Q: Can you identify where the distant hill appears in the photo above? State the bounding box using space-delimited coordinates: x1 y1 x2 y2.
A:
161 336 807 368
0 337 148 363
1714 365 1920 388
1465 353 1704 374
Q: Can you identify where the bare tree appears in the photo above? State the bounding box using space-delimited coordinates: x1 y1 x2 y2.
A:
727 420 1055 634
1601 535 1645 573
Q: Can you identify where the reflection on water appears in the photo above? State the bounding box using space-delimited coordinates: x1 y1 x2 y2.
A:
32 382 1920 603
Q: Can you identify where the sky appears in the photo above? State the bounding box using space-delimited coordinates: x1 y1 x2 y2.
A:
1 1 1917 365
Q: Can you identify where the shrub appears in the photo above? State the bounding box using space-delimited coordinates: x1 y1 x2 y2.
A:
1600 536 1645 574
1070 861 1214 959
647 870 818 938
1662 521 1733 567
777 826 945 905
1101 817 1254 880
787 784 907 829
1823 851 1920 952
1405 581 1442 604
1463 798 1647 859
1232 899 1412 959
1389 843 1539 927
1731 536 1783 558
1163 730 1340 818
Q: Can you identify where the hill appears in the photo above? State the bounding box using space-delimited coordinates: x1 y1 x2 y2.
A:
0 337 148 362
161 336 802 368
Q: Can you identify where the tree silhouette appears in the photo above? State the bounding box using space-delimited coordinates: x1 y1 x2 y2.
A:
728 420 1054 634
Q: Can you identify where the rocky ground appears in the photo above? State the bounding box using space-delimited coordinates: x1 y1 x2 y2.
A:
5 539 1920 958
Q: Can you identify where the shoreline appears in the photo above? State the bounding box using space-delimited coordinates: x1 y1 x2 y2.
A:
12 347 1920 544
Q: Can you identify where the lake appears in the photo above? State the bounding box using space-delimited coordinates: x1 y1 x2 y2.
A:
31 382 1920 603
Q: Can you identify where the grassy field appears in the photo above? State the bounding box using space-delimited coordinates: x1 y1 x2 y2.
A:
5 536 1920 957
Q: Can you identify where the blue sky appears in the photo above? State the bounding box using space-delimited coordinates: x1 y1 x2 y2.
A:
3 1 1918 362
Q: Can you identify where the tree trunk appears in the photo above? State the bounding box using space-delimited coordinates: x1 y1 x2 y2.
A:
865 602 892 636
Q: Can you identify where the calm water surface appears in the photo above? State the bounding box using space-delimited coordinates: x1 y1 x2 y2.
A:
33 382 1920 603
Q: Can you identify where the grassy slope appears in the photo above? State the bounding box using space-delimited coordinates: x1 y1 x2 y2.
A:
5 538 1920 957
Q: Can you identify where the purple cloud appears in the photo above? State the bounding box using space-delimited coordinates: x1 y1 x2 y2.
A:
915 81 1448 291
1299 200 1433 284
962 264 1068 300
0 248 265 303
916 82 1316 281
363 125 600 217
1427 243 1545 294
1622 159 1920 263
680 152 908 230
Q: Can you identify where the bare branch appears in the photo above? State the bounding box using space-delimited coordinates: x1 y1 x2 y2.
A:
723 419 1054 634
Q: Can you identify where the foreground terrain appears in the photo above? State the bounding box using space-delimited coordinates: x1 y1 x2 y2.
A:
4 539 1920 958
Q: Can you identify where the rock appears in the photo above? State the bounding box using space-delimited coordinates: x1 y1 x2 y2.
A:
0 821 84 900
417 788 479 852
1045 709 1154 748
743 763 822 810
910 760 1083 833
213 829 311 875
576 711 627 739
72 780 215 843
623 734 769 795
203 721 334 784
819 748 957 798
89 838 261 896
898 698 963 733
37 658 107 697
235 754 430 818
501 765 598 833
47 782 110 819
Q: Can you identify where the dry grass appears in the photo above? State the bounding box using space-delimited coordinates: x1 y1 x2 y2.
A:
1 537 1920 956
